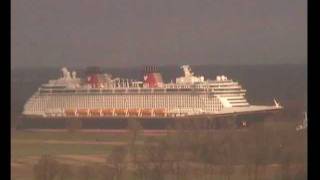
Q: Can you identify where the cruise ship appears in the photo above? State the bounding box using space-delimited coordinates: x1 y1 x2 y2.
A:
20 65 283 128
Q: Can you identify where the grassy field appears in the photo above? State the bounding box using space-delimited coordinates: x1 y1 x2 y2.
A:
12 142 115 159
11 130 134 158
11 130 137 180
12 130 130 142
11 121 307 180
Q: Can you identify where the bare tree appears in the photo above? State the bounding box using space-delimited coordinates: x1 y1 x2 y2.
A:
57 163 73 180
132 156 150 180
99 164 117 180
33 155 60 180
80 165 98 180
107 146 128 180
127 119 143 163
143 139 169 180
240 123 273 180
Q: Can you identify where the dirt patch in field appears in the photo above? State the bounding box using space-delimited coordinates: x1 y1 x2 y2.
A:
45 140 127 145
25 129 171 136
58 154 106 164
13 139 128 145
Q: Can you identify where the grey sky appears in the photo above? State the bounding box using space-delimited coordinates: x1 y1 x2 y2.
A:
12 0 307 68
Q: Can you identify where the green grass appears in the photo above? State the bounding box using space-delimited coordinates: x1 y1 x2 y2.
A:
11 130 126 180
11 142 114 159
12 130 130 142
11 130 137 159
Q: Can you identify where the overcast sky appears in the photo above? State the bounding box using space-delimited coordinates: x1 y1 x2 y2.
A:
12 0 307 68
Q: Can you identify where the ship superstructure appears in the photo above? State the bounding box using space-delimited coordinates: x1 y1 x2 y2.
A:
23 65 282 119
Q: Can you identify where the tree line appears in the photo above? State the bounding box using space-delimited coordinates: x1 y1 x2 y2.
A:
33 119 307 180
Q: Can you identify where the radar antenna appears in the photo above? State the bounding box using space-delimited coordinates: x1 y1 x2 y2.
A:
273 98 280 108
180 65 194 77
61 67 71 80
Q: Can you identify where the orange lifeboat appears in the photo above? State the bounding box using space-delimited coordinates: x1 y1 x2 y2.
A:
77 109 89 116
115 109 127 116
154 108 166 117
141 108 153 117
90 109 101 116
128 109 140 117
102 109 114 116
65 109 76 116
